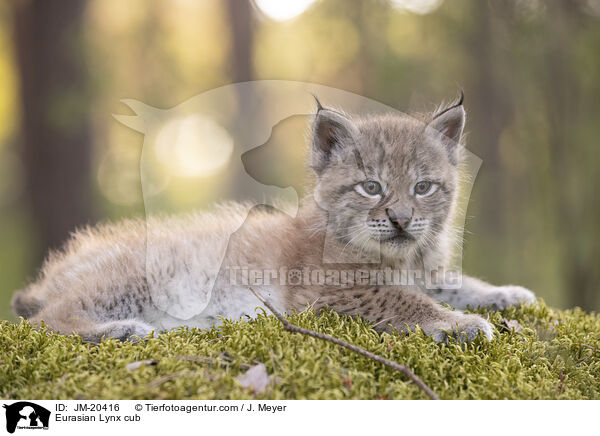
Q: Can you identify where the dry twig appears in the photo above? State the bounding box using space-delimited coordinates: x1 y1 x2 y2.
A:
249 288 440 400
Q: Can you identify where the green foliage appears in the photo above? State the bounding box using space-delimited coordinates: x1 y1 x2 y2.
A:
1 302 599 400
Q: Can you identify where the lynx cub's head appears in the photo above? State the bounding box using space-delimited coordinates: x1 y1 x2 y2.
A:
311 97 465 260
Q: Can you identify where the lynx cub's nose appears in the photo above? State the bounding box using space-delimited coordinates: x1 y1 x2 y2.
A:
385 208 411 230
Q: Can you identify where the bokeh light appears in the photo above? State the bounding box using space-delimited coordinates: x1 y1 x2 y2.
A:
253 0 317 22
389 0 444 15
155 115 234 178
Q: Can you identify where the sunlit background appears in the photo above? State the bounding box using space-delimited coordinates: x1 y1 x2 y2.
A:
0 0 599 320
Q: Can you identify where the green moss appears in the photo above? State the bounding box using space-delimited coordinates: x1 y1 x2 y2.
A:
1 302 599 399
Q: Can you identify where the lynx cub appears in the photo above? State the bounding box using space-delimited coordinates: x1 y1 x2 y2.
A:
12 96 535 343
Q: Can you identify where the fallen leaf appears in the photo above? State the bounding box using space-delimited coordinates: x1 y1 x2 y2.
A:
236 363 272 393
342 376 352 389
497 318 523 333
506 320 522 332
126 360 157 371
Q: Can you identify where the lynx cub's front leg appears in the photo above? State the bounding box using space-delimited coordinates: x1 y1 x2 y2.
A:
428 276 536 311
316 287 494 343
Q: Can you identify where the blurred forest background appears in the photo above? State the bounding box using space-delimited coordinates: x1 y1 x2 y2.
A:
0 0 599 320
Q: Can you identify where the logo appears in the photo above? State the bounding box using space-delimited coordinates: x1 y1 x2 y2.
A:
2 402 50 434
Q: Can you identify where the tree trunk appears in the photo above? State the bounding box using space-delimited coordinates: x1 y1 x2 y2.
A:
225 0 254 84
542 0 598 310
224 0 258 199
466 0 511 235
12 0 93 262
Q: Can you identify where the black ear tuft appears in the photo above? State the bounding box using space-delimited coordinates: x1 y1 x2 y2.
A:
428 96 466 144
457 89 464 106
311 107 359 173
427 94 466 164
312 94 324 113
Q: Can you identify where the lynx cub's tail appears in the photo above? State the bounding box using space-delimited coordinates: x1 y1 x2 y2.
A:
11 286 44 319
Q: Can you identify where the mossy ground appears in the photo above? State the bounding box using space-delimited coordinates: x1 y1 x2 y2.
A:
1 302 599 400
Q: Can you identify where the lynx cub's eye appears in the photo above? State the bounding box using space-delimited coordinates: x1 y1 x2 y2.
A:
414 181 437 197
355 180 382 198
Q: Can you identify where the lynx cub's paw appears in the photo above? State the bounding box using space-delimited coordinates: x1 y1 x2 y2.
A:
487 285 536 310
423 313 494 343
87 320 156 343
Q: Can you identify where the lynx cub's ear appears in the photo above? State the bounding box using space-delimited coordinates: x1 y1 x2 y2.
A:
311 97 359 173
427 94 466 164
